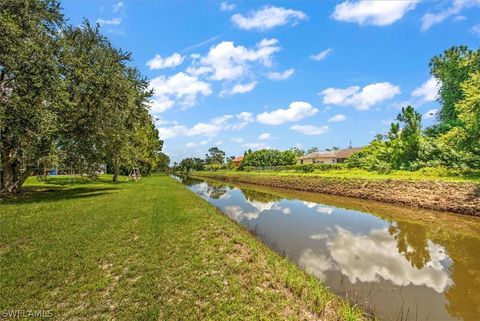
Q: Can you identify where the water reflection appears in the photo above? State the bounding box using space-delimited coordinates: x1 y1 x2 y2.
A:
326 227 451 292
180 176 480 321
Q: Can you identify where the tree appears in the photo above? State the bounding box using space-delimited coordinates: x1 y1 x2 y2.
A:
205 147 225 165
307 147 319 154
59 22 131 180
0 0 64 193
438 71 480 168
58 22 161 182
240 149 296 168
179 158 195 172
325 146 340 151
289 147 305 157
156 152 170 172
391 106 423 169
430 46 480 130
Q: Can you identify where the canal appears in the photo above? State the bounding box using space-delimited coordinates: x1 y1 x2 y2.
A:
180 176 480 321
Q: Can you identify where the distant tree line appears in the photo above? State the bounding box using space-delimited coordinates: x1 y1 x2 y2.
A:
346 46 480 171
0 0 166 193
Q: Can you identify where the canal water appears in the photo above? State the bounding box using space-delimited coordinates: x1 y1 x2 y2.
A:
180 176 480 321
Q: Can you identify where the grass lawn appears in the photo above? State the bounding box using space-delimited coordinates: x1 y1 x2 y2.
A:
0 174 365 320
195 168 480 183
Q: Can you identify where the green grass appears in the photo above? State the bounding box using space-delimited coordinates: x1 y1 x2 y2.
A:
195 167 480 183
0 174 367 320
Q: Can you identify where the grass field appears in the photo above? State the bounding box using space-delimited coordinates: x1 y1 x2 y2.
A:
195 168 480 183
0 174 366 320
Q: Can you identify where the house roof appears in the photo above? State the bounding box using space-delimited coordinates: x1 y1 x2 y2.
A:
335 147 364 158
298 147 363 160
298 151 337 160
233 156 244 162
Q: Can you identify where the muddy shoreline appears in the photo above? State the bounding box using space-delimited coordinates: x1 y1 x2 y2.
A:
191 172 480 216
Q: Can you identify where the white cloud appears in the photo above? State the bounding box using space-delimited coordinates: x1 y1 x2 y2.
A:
220 1 235 12
187 38 281 81
113 2 124 12
257 101 318 125
424 108 439 119
224 205 260 221
230 112 255 130
332 1 417 26
96 17 122 26
185 142 196 148
298 249 332 281
267 68 295 80
149 72 212 109
236 112 255 123
310 233 329 240
157 114 251 140
328 227 451 293
242 142 270 150
157 122 221 140
231 137 244 143
290 125 329 135
258 133 271 140
149 96 175 114
320 82 400 110
328 114 346 122
211 114 233 125
147 53 184 70
317 206 334 215
231 5 307 31
412 77 439 103
472 23 480 36
421 0 480 31
310 48 332 61
220 81 257 96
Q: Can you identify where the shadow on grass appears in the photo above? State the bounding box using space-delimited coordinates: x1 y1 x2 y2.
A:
0 186 117 205
39 176 130 186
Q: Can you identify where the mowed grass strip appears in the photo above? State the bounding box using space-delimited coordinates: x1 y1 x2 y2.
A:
0 175 366 320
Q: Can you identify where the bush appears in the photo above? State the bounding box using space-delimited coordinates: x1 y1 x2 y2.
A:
239 149 296 169
204 163 221 171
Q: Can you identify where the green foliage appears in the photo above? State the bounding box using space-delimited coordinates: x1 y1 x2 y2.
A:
307 147 319 154
289 146 305 157
0 0 64 192
294 163 345 173
430 45 480 127
156 152 170 172
0 2 163 191
204 163 222 171
178 158 205 172
239 149 297 169
348 45 480 173
205 147 226 165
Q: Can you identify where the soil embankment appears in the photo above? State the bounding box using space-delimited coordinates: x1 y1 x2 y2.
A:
192 172 480 216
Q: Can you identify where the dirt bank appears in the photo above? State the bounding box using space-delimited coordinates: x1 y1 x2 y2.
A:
192 172 480 216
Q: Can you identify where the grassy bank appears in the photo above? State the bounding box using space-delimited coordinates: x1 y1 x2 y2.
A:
199 168 480 183
192 171 480 216
0 174 366 320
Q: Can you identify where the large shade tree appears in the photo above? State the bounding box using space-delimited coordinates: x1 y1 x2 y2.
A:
0 0 64 192
0 1 163 192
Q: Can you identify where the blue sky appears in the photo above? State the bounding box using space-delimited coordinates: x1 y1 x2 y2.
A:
61 0 480 162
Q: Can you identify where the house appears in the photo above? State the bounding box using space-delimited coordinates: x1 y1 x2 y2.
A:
297 147 363 165
232 156 244 167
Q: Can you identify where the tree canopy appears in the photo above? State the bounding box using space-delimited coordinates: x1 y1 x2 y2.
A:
0 0 163 192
